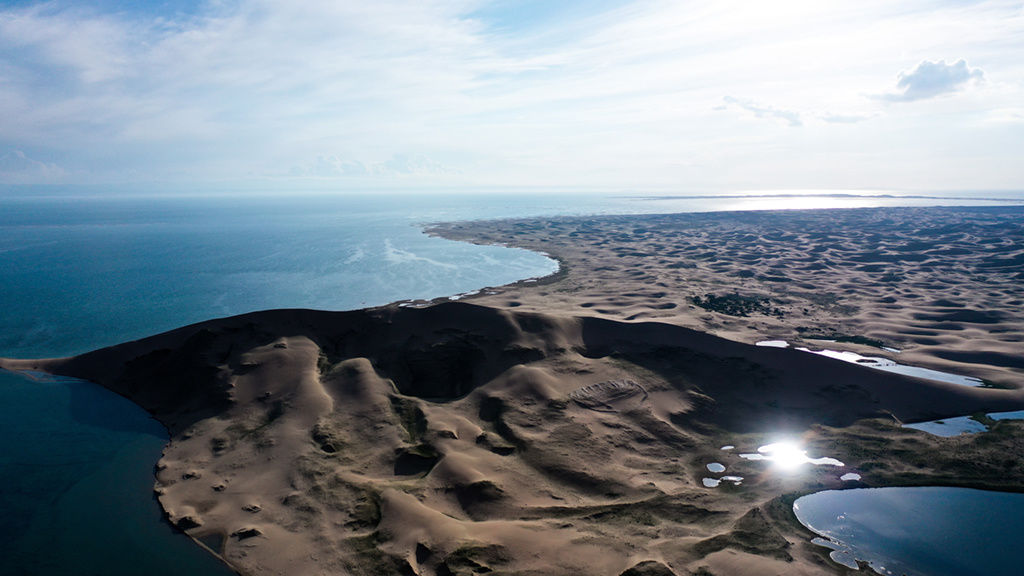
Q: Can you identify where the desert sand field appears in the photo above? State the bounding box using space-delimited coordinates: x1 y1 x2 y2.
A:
431 206 1024 387
2 206 1023 576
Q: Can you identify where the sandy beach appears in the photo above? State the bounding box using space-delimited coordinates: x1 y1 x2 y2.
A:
2 205 1023 576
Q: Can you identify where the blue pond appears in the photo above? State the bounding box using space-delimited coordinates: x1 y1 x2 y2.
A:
904 410 1024 437
794 487 1024 576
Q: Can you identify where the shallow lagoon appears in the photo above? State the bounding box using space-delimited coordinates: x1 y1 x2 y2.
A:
739 442 844 468
794 487 1024 576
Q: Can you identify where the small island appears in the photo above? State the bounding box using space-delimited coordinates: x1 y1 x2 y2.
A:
3 206 1023 576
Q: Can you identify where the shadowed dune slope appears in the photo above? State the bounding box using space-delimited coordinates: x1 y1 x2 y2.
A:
4 302 1015 432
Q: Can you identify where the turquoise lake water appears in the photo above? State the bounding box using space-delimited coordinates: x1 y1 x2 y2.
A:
2 191 1023 575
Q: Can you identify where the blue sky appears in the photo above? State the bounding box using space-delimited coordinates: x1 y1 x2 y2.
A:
1 0 1022 192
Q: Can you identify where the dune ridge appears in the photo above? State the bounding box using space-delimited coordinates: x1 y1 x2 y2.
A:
3 205 1023 575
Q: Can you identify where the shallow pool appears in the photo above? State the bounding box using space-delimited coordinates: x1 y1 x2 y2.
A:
904 409 1024 437
797 347 984 387
754 340 984 386
903 416 989 437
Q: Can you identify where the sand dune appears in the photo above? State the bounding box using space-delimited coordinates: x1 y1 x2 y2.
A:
3 299 1023 575
431 206 1024 387
3 205 1023 575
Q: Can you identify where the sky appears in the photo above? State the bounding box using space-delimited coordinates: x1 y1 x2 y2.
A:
0 0 1022 193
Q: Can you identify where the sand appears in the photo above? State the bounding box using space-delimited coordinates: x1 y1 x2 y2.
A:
430 206 1024 387
2 205 1023 576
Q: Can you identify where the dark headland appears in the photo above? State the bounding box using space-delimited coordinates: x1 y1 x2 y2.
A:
3 206 1023 576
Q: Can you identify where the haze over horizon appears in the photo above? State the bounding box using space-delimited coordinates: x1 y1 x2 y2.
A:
1 0 1022 193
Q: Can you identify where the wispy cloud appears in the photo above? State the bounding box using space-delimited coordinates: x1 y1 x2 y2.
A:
719 96 802 127
984 108 1024 124
877 59 984 102
289 154 459 178
0 150 65 184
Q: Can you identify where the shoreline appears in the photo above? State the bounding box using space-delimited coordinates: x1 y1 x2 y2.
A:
428 205 1024 387
3 204 1023 575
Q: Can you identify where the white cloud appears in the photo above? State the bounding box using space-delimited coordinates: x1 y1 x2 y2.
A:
820 113 871 124
0 150 65 183
0 4 133 84
878 59 985 102
719 96 802 127
984 108 1024 124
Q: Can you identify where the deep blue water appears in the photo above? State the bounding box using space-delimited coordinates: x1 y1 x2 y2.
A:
2 191 1023 575
0 371 233 576
794 487 1024 576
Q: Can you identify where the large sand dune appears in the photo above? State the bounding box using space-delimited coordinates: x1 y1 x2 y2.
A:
3 206 1023 575
3 300 1023 575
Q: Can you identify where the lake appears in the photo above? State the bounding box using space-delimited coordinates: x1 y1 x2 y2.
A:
794 486 1024 576
0 370 235 576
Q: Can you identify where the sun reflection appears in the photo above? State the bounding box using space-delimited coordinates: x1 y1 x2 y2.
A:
739 440 845 472
759 442 809 470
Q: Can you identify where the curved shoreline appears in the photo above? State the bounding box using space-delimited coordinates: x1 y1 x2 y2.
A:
792 486 1024 575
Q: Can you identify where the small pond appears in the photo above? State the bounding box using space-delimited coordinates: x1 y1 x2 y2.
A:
798 348 984 387
793 486 1024 576
904 409 1024 437
702 476 743 488
754 341 983 387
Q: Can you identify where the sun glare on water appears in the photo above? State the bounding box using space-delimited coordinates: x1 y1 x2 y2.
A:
740 441 845 472
758 442 812 470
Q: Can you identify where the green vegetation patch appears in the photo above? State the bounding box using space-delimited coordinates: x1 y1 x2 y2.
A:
691 293 783 318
